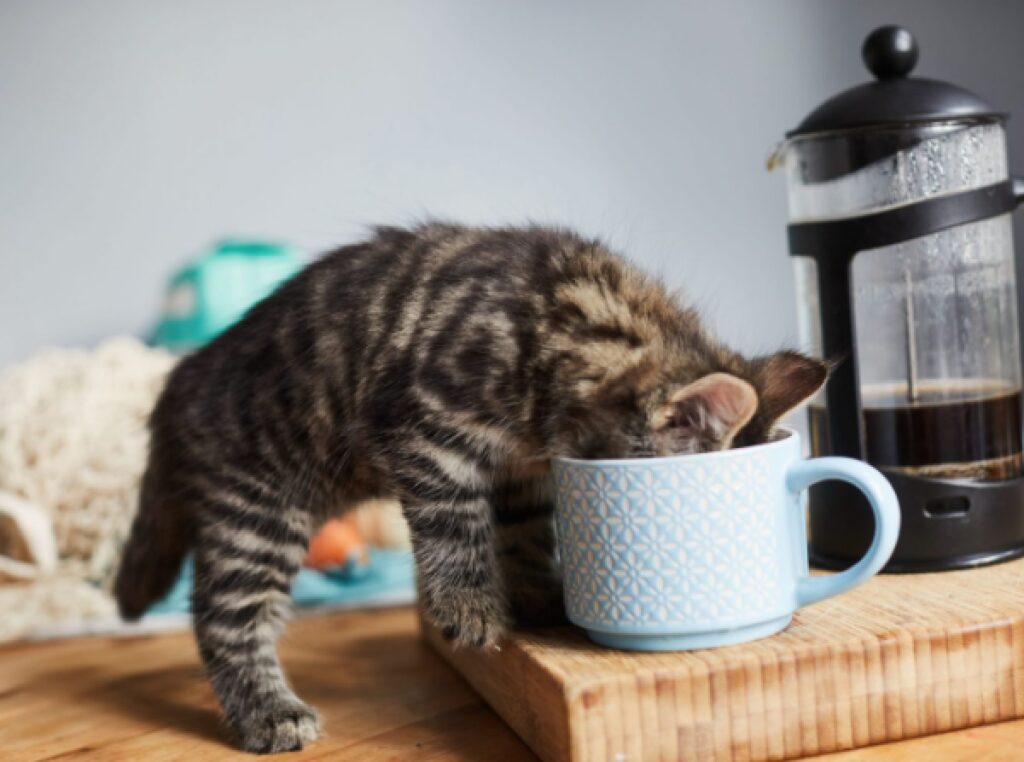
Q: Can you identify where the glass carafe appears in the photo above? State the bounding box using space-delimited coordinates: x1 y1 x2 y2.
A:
786 121 1024 483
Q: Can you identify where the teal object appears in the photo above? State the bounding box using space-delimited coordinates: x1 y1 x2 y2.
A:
147 549 416 616
552 428 900 652
154 239 305 352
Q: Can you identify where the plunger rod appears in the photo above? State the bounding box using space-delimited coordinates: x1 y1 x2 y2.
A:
905 267 920 403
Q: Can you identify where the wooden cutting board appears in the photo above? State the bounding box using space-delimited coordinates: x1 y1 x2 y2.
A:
423 556 1024 761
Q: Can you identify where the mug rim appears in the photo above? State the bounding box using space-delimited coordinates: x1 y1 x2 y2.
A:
554 426 799 467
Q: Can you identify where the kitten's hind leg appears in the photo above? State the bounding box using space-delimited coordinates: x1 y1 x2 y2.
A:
191 474 321 754
495 473 567 627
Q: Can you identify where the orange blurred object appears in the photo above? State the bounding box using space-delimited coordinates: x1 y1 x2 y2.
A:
304 515 369 570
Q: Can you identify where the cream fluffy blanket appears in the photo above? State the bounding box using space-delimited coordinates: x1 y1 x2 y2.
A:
0 337 409 642
0 337 176 640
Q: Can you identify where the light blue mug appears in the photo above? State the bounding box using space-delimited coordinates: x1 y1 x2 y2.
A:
553 429 900 651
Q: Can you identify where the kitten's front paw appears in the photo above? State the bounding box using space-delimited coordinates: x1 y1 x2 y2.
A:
430 589 509 649
233 698 321 754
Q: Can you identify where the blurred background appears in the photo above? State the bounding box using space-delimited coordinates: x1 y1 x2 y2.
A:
4 0 1024 366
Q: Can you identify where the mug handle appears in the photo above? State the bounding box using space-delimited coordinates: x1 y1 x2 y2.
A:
786 457 901 607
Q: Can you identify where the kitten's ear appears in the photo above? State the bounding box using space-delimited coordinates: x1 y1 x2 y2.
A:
753 351 828 422
652 373 758 453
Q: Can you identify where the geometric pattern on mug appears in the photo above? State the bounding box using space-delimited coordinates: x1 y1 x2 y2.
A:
555 457 783 628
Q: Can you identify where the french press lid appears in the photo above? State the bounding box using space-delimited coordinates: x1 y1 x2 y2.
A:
788 25 1004 138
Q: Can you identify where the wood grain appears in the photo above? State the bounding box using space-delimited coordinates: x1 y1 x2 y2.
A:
0 606 535 761
6 602 1024 760
426 556 1024 761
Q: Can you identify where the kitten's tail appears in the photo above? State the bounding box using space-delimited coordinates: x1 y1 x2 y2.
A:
114 467 191 621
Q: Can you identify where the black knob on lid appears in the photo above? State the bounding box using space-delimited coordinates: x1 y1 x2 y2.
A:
862 25 919 80
786 25 1003 139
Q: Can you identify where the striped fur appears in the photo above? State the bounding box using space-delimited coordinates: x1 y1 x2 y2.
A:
114 222 825 753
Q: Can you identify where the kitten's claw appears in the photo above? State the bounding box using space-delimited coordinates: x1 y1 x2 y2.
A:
432 591 509 650
233 699 321 754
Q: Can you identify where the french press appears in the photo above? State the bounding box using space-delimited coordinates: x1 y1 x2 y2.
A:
776 26 1024 571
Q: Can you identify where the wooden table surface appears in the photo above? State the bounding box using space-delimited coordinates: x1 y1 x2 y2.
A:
1 605 1023 761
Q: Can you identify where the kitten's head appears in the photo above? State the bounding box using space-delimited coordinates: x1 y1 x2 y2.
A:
572 350 827 459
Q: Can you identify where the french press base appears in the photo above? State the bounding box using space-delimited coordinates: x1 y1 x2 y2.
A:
809 477 1024 573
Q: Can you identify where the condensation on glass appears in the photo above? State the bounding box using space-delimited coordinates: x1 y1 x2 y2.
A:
783 121 1024 481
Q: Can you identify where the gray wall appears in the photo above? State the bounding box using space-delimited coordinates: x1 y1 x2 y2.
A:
3 1 1024 368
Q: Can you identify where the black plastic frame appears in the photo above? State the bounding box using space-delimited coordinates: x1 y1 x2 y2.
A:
789 177 1024 572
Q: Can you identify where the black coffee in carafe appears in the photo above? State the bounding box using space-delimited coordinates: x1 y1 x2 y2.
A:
809 383 1024 481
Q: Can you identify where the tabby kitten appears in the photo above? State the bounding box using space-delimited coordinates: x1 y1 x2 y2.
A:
115 223 826 753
